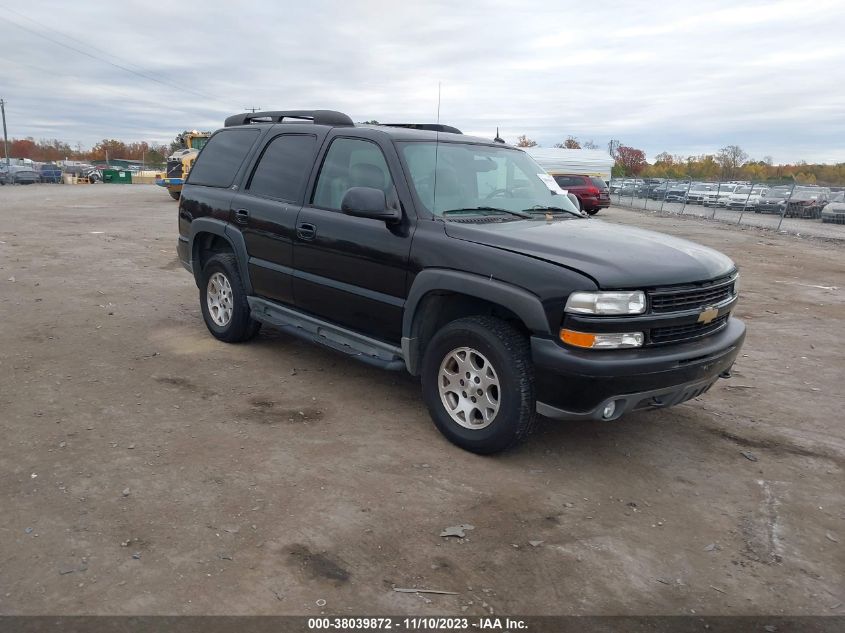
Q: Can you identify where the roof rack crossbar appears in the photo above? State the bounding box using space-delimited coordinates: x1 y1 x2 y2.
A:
381 123 462 135
224 110 354 128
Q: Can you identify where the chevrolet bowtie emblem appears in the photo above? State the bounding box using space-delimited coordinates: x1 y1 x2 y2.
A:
697 306 719 324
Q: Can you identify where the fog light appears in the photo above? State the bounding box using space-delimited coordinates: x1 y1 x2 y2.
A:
601 401 617 420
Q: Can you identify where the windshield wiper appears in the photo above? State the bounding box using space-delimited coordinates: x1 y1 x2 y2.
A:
442 207 533 219
521 205 584 218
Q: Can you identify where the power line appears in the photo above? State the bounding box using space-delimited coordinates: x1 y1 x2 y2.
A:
0 10 233 108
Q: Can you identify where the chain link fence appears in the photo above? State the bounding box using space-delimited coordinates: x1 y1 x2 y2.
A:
609 177 845 240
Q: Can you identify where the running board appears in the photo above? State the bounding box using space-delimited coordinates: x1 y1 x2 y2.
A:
247 297 406 371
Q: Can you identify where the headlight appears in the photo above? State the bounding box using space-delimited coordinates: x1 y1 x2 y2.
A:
565 291 646 315
560 329 644 349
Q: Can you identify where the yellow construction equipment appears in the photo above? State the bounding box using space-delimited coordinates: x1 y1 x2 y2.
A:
155 130 210 200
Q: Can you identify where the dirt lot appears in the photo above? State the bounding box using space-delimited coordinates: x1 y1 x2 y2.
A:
0 185 843 616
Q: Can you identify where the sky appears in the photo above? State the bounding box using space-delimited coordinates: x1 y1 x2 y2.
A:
1 0 844 163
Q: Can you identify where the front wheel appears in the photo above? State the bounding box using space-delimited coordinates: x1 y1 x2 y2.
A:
169 190 181 200
199 253 261 343
421 316 536 454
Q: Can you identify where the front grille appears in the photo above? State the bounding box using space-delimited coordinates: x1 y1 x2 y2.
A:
650 314 729 345
649 276 735 313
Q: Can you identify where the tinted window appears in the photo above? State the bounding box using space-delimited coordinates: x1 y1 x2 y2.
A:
553 175 582 187
590 177 608 189
312 138 395 211
188 129 259 188
247 134 317 202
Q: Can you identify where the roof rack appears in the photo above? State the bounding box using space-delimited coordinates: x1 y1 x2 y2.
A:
224 110 354 128
381 123 462 135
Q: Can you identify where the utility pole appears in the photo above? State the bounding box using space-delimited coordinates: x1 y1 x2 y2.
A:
0 98 9 166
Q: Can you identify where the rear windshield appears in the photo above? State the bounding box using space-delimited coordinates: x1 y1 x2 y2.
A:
590 177 607 189
188 129 260 188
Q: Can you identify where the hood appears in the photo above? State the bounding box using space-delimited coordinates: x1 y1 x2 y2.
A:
444 218 736 288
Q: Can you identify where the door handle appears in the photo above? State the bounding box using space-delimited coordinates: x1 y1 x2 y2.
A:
234 209 250 225
297 222 317 241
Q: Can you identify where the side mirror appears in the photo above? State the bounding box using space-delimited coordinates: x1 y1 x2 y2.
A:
341 187 400 223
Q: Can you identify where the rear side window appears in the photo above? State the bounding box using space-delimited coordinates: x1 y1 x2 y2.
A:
188 129 259 188
247 134 317 202
590 177 608 189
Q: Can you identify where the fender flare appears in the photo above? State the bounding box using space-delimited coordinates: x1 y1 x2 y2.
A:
401 269 551 374
188 218 252 294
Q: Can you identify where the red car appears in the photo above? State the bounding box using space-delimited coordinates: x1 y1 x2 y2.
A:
551 174 610 214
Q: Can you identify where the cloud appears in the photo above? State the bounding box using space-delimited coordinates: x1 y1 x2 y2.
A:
1 0 843 163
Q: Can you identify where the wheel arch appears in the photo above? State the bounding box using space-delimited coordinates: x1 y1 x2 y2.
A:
189 218 252 293
402 269 550 376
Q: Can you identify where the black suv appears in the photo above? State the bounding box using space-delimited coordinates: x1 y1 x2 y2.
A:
177 109 745 454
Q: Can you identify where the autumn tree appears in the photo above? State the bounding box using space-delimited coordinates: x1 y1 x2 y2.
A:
554 136 581 149
10 138 37 159
582 139 599 150
716 145 748 180
614 145 647 176
515 135 537 148
90 139 128 162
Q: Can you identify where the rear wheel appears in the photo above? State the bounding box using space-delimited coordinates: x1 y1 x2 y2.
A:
199 253 260 343
421 316 536 454
586 208 599 215
169 190 181 201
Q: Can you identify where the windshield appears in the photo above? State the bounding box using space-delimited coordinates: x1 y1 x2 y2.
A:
766 189 790 199
398 141 580 217
191 137 209 151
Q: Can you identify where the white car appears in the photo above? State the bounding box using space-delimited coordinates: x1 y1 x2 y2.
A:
685 183 716 204
703 183 742 207
725 186 768 210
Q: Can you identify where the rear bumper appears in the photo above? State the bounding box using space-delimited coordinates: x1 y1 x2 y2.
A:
582 195 610 209
531 318 746 420
156 178 184 187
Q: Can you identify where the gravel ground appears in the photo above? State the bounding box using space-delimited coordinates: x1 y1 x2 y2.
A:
0 185 843 616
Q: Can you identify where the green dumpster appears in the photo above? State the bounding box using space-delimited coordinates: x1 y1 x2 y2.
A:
102 169 133 184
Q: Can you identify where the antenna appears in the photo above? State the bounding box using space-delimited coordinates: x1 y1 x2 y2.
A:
494 127 505 143
433 82 441 216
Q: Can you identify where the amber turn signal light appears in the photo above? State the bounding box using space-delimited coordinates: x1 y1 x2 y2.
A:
560 328 644 349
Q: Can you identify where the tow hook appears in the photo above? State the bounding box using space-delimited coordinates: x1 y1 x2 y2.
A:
719 367 733 379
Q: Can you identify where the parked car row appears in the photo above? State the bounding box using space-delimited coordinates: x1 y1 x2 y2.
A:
0 163 102 185
610 178 839 220
0 164 40 185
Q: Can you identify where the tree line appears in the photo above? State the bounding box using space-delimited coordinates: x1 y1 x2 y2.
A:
515 135 845 185
3 134 193 167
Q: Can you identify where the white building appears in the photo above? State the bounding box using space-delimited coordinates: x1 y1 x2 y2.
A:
526 147 613 183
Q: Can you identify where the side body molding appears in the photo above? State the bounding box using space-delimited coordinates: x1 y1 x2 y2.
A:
188 218 253 294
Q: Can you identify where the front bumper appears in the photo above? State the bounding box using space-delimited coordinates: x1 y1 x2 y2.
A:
531 318 746 421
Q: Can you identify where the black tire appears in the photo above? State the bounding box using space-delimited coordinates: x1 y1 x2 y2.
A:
199 253 261 343
586 208 599 216
169 190 181 201
421 316 536 454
